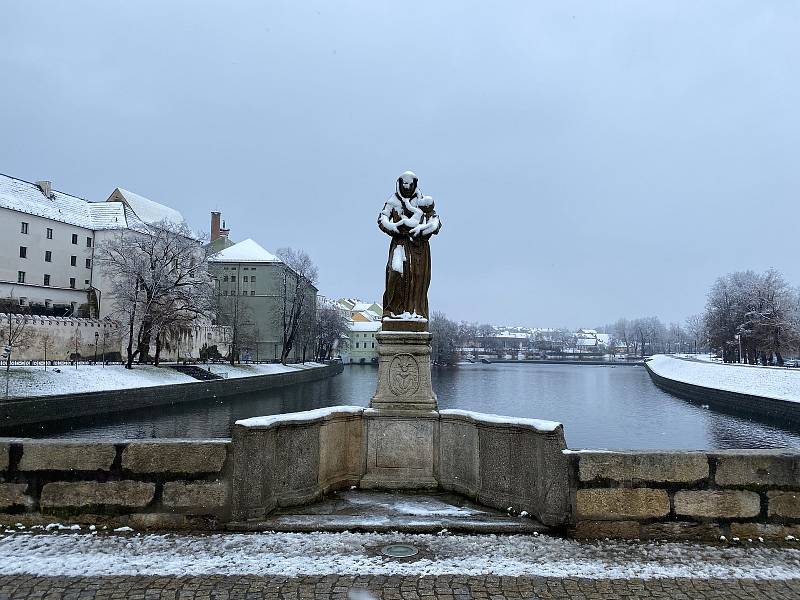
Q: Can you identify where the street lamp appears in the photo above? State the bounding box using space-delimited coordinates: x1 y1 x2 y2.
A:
94 331 99 365
102 330 107 367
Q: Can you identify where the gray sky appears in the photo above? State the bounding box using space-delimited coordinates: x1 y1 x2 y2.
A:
2 1 798 328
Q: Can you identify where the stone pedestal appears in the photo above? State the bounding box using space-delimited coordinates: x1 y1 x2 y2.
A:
361 331 439 489
370 331 437 411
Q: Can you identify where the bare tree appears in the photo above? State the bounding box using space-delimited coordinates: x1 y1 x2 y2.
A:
685 314 705 354
97 219 211 368
1 311 32 372
316 305 349 361
275 248 319 364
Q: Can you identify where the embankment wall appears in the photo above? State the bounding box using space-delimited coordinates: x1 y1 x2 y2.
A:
0 363 344 428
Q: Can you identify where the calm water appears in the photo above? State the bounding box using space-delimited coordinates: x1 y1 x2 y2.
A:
12 363 800 449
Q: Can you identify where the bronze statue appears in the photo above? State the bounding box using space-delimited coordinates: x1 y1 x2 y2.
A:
378 171 442 328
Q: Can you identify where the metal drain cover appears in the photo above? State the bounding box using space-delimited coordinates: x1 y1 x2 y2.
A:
381 543 419 558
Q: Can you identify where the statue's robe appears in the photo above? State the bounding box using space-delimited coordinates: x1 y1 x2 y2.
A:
378 192 442 321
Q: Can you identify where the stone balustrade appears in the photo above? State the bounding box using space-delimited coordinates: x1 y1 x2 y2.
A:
2 421 799 541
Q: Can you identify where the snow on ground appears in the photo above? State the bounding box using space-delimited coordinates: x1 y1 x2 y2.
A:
648 355 800 403
4 362 327 398
0 531 798 579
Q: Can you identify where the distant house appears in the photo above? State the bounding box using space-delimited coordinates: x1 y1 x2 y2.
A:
349 320 381 364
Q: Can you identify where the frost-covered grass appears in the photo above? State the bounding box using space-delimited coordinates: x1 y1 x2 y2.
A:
2 362 327 398
648 355 800 403
0 530 798 579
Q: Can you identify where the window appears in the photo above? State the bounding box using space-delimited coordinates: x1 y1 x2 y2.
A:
19 297 27 306
223 276 228 282
21 222 29 234
85 258 91 269
223 290 228 296
71 234 78 244
70 256 77 266
19 246 27 258
356 342 360 349
17 271 25 283
86 236 92 247
243 276 248 283
372 342 375 348
69 277 75 289
43 274 50 286
230 276 236 283
251 275 256 283
250 290 255 296
45 250 52 262
46 228 53 239
45 299 52 308
84 279 89 285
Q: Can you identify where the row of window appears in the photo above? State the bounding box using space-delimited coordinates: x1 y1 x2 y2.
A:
18 247 91 268
354 342 376 349
220 266 257 270
20 222 92 246
221 290 256 296
221 275 256 283
17 271 88 289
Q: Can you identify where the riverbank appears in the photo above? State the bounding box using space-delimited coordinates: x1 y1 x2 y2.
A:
645 355 800 426
483 359 644 366
0 362 343 428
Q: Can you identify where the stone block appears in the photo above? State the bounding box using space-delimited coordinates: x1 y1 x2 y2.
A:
674 490 761 518
768 491 800 519
41 481 155 508
163 481 228 509
640 521 722 541
231 426 275 521
274 422 321 505
128 513 188 529
714 451 800 487
362 410 438 489
0 483 29 508
730 522 800 541
576 488 670 520
439 417 479 495
578 452 708 484
573 520 640 539
122 441 227 474
19 441 115 471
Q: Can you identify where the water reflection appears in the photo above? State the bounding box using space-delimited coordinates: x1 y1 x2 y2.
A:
9 364 800 449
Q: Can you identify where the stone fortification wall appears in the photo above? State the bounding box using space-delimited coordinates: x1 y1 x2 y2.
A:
0 312 231 363
569 450 800 541
0 439 231 529
0 363 344 427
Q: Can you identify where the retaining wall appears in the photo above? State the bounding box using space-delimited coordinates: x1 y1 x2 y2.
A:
0 439 232 529
645 361 800 427
0 363 344 427
568 449 800 541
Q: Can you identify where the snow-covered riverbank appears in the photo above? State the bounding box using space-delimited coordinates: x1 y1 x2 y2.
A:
2 363 325 399
647 355 800 403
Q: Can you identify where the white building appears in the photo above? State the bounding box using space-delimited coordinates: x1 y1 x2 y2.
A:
0 174 186 319
349 320 381 364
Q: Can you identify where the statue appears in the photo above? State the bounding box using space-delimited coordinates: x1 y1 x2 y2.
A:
378 171 442 329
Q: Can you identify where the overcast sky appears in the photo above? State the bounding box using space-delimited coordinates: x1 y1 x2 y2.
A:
2 1 798 328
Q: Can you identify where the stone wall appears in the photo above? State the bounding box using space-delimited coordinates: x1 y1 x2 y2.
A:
569 449 800 541
0 439 231 529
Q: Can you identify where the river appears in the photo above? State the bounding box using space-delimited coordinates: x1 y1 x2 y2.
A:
13 363 800 449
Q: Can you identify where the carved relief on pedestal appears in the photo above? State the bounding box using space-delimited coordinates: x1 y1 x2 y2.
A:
388 353 420 396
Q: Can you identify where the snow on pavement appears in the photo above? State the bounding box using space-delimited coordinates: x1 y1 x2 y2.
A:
648 355 800 403
0 531 799 579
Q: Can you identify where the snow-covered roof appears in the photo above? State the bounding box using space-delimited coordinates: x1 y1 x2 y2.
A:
350 321 382 332
108 188 185 226
352 302 375 313
0 173 127 230
208 238 281 263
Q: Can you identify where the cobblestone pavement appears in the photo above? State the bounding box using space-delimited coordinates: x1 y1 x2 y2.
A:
1 575 799 599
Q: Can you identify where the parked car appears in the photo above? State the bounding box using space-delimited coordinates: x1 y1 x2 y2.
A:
784 359 800 367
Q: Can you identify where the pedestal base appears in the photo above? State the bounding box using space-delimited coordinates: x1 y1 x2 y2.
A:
370 331 438 411
360 409 439 489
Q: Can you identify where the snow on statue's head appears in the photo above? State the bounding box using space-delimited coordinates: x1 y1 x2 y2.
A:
396 171 418 199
